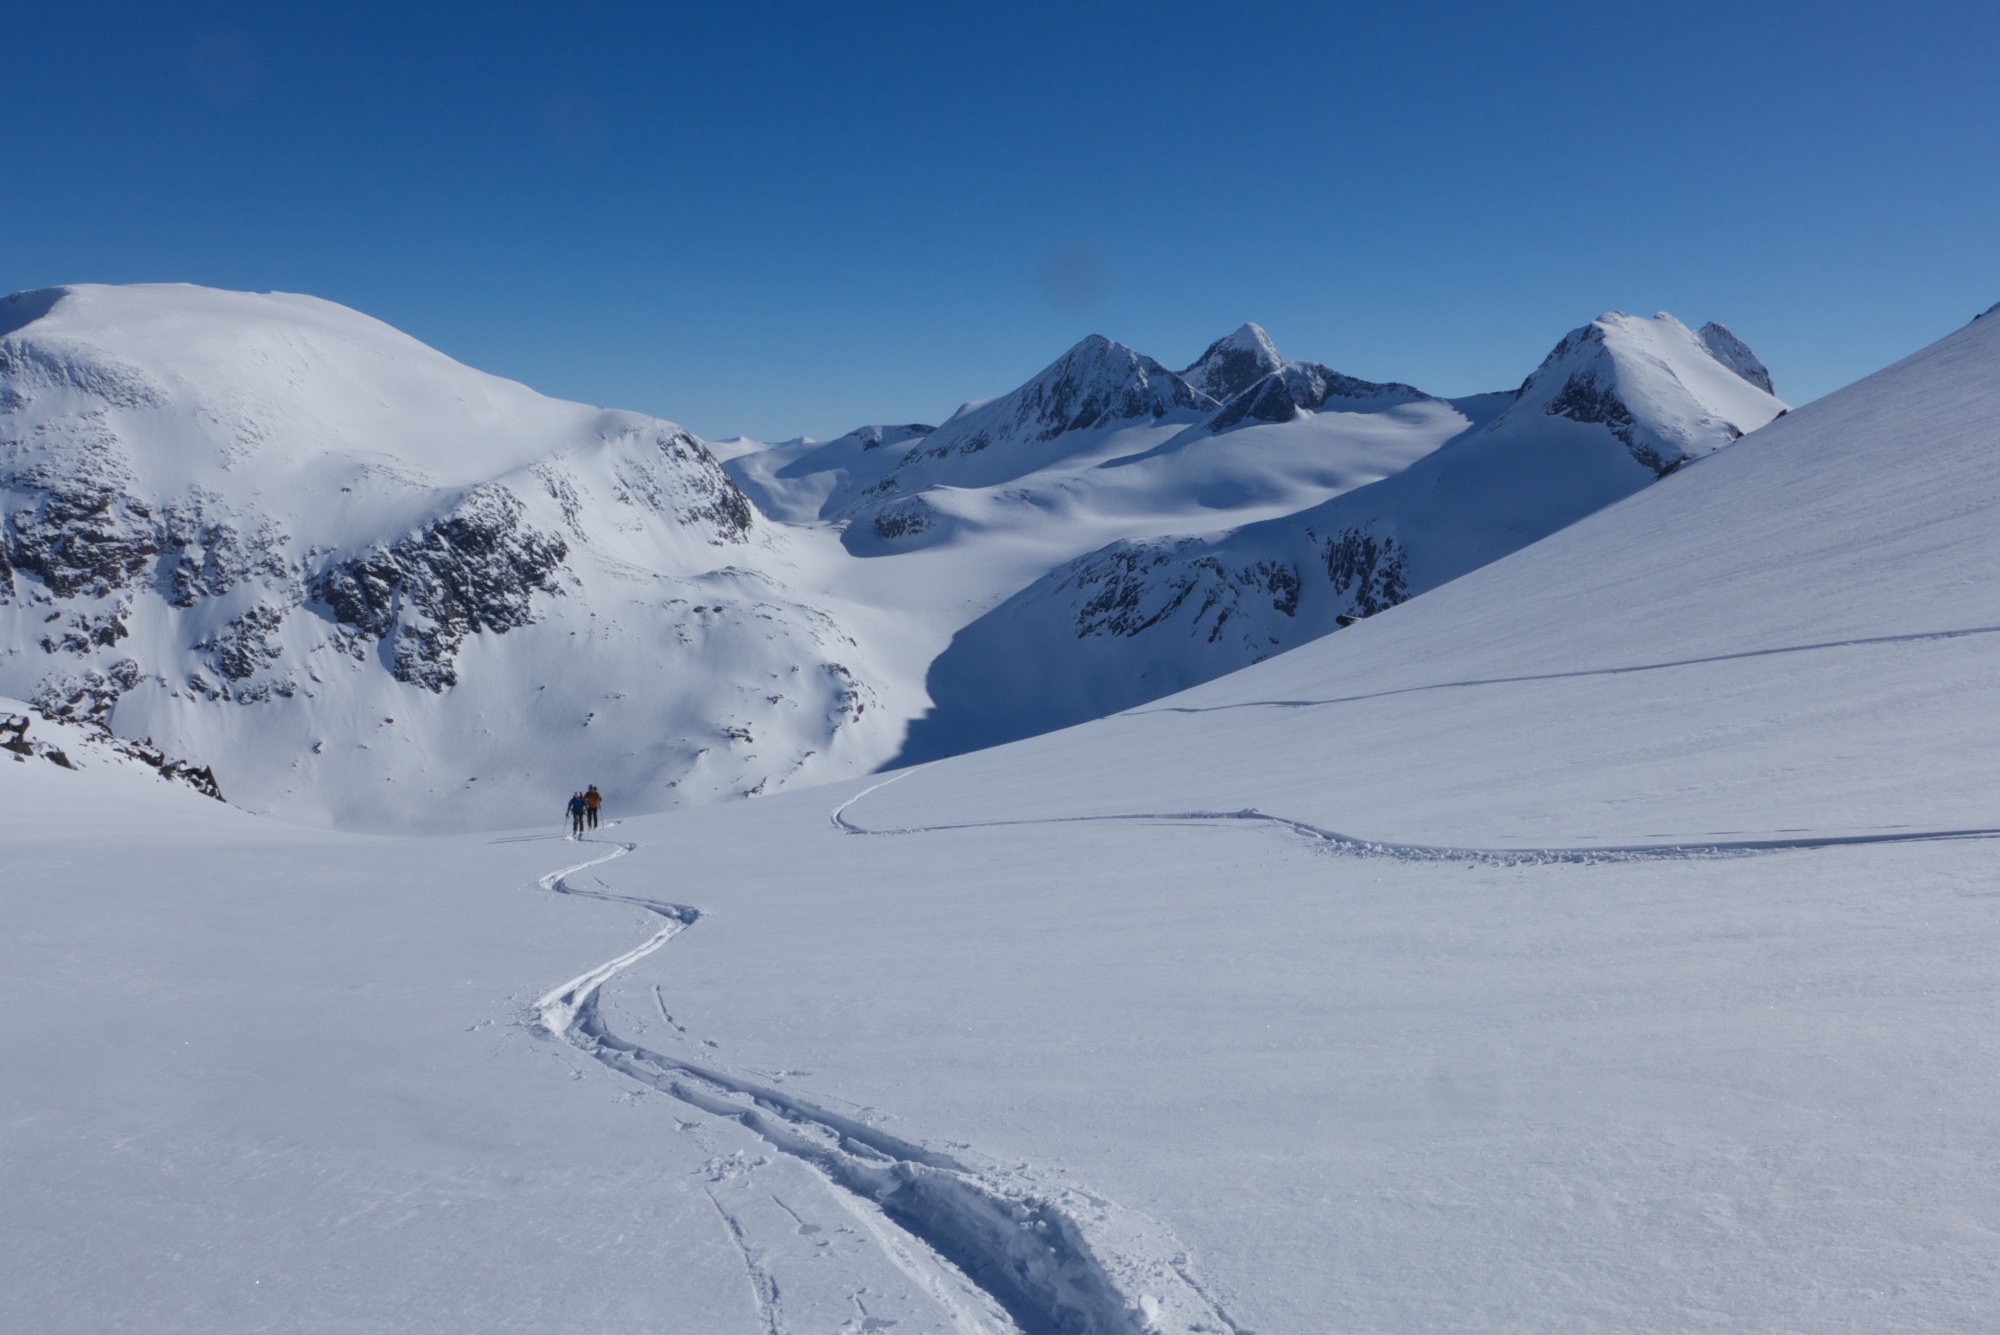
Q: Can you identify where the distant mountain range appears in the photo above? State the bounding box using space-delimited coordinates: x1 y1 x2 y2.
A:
0 283 1782 828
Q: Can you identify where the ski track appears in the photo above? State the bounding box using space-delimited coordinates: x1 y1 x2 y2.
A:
829 770 2000 864
1129 622 2000 720
534 752 2000 1335
533 828 1226 1335
707 1187 784 1335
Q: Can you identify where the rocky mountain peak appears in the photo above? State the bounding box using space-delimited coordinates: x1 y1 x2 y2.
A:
914 334 1211 460
1509 312 1786 477
1181 323 1283 403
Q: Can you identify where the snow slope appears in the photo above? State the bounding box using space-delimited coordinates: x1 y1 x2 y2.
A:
540 300 2000 1330
903 312 1787 759
0 284 913 831
6 303 1997 1333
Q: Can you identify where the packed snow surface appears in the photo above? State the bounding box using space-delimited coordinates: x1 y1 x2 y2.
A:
5 303 1998 1331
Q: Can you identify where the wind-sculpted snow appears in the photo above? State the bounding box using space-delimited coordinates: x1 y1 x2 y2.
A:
535 828 1243 1335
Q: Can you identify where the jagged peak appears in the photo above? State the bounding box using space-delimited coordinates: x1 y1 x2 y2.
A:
893 335 1213 468
1181 322 1283 403
988 336 1204 434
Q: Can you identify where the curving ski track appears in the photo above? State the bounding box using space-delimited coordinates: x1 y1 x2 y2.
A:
538 776 2000 1334
829 769 2000 865
533 831 1234 1335
1128 622 2000 721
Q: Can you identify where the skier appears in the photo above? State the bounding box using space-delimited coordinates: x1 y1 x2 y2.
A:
566 791 588 838
585 784 602 830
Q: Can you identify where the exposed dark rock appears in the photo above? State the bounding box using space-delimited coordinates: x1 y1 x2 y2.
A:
311 484 568 692
1181 324 1283 402
824 662 870 724
651 428 756 541
39 599 131 655
32 658 142 727
3 473 160 600
1068 542 1300 644
872 498 935 541
1208 362 1431 433
1321 528 1408 616
912 336 1211 463
1697 322 1776 394
201 603 288 681
7 700 223 800
159 497 293 606
847 424 934 451
1544 369 1677 476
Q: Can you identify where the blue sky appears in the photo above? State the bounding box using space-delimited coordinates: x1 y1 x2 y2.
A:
6 2 1997 439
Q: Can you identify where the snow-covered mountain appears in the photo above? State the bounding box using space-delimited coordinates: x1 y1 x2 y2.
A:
0 284 912 831
3 285 1785 828
900 312 1787 759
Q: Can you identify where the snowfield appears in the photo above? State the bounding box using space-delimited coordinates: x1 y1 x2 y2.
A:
4 300 1999 1332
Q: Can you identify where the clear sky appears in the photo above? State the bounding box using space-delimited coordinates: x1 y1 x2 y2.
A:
7 2 1997 440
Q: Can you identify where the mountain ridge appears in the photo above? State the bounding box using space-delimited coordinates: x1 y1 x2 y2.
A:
5 283 1792 827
